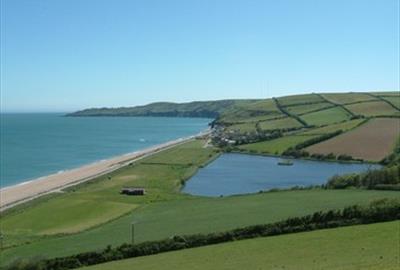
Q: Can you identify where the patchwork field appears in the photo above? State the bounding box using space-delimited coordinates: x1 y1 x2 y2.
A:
258 117 302 130
277 93 324 106
306 118 400 161
381 96 400 109
299 119 365 135
322 93 378 104
81 221 400 270
226 122 256 133
285 102 333 115
238 134 318 154
300 106 351 126
345 101 399 117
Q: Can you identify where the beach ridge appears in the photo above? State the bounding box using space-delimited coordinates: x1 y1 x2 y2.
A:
0 130 209 211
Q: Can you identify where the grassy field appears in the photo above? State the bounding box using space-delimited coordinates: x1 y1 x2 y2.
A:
258 117 302 130
218 99 283 124
300 107 351 126
299 119 364 135
373 91 400 97
277 94 324 106
1 139 216 247
285 102 333 115
382 96 400 109
306 118 400 161
81 221 400 270
345 101 399 117
238 135 319 154
226 122 256 133
2 189 399 265
322 93 378 104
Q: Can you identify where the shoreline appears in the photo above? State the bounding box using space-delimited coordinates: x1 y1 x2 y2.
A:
0 130 210 211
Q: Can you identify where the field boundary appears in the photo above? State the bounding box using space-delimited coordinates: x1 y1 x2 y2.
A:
315 93 356 117
12 199 399 270
365 92 400 111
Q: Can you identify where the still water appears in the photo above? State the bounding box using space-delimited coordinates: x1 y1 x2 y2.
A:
183 153 379 196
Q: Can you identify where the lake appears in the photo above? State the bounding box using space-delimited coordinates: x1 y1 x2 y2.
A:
182 153 380 196
0 114 211 187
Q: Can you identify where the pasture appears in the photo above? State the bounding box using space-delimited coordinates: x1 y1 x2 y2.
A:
225 122 256 133
81 221 400 270
299 119 364 135
277 93 324 106
306 118 400 161
285 102 333 115
258 117 302 130
300 107 351 126
238 134 319 154
345 101 399 117
322 93 378 104
2 189 398 265
381 96 400 109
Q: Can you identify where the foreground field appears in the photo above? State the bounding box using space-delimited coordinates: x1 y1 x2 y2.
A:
2 189 398 265
81 221 400 270
306 118 400 161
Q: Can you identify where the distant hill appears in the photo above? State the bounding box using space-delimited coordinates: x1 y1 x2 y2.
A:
67 92 400 124
67 100 260 118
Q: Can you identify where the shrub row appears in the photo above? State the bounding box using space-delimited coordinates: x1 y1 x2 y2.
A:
272 98 309 127
7 199 400 270
326 164 400 190
281 130 343 159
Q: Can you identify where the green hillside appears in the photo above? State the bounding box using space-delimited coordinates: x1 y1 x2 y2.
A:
80 221 399 270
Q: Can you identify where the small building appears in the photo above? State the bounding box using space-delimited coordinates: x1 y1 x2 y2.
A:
120 187 146 196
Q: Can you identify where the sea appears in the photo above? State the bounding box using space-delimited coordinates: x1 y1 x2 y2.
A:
0 113 211 188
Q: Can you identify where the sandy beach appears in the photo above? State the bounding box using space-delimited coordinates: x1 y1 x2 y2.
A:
0 132 208 211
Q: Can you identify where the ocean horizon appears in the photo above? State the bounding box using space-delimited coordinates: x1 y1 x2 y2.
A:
0 113 211 188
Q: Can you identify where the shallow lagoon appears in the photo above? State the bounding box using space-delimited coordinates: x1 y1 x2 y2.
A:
183 153 380 197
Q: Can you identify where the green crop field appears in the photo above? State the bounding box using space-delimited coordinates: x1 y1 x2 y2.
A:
238 135 319 154
259 117 302 130
81 221 400 270
345 101 399 117
322 93 378 104
285 102 333 115
277 94 324 106
300 107 351 126
299 119 365 135
2 189 398 265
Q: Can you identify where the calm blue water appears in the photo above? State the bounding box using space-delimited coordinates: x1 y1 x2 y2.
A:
183 153 380 196
0 113 211 188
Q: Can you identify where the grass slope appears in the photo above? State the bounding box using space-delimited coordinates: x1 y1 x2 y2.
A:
285 102 333 115
322 93 378 104
2 190 398 265
300 107 351 126
300 119 365 135
259 117 302 130
81 221 400 270
345 101 400 117
238 135 318 154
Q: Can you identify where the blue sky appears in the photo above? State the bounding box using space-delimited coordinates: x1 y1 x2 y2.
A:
1 0 399 112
